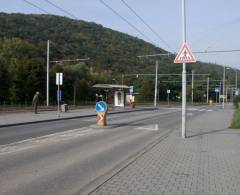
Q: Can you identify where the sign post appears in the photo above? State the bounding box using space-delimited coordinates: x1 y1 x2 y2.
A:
215 87 220 103
95 101 108 126
56 72 63 117
167 90 170 106
174 0 196 139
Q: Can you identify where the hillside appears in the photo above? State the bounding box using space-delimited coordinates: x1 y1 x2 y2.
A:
0 13 236 104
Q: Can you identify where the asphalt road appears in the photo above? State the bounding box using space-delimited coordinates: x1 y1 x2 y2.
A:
0 108 175 145
0 106 215 195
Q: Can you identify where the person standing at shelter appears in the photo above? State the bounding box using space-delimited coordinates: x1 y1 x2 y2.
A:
32 91 39 114
95 93 99 102
105 95 109 104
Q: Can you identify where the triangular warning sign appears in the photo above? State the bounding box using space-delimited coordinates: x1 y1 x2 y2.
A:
174 43 196 63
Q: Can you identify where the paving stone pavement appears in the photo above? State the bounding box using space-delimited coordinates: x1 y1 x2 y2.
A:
90 106 240 195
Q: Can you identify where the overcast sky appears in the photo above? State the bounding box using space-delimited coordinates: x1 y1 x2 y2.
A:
1 0 240 69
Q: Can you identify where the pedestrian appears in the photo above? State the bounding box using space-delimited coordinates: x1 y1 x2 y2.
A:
32 91 39 114
95 93 99 102
105 95 109 104
99 94 103 101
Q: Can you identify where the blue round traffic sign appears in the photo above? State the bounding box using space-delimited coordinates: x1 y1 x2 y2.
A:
95 101 107 113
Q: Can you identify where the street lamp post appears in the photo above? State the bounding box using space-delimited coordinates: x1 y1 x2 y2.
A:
46 40 50 106
207 77 209 104
191 70 194 104
219 81 222 104
222 66 226 108
181 0 187 138
137 53 171 108
154 60 158 107
235 69 238 95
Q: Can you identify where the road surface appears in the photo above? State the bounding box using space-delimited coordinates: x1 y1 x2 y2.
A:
0 106 214 195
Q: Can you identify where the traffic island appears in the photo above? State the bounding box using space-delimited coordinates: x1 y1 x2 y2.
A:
95 101 108 126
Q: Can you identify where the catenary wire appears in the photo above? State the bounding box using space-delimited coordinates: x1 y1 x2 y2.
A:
43 0 78 20
23 0 51 14
98 0 155 45
120 0 174 53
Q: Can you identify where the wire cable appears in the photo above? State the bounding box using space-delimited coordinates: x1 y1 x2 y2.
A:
23 0 51 14
43 0 78 20
98 0 155 44
194 49 240 54
120 0 174 53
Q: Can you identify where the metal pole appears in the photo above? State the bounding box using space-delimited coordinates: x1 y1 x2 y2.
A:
167 92 170 106
236 70 238 95
158 80 160 105
73 84 76 105
226 86 228 103
154 60 158 107
215 92 217 104
219 81 221 104
181 0 187 138
46 40 50 106
121 74 124 87
191 70 194 104
57 78 60 117
207 77 209 104
222 66 225 108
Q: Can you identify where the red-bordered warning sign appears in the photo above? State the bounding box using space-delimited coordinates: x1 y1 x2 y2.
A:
174 43 196 63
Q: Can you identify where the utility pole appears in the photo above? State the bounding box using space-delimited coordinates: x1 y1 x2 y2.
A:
158 80 160 104
191 70 194 104
121 74 124 88
181 0 187 138
235 69 238 95
46 40 50 106
207 77 209 104
222 66 226 108
219 81 222 103
226 86 228 102
154 60 158 107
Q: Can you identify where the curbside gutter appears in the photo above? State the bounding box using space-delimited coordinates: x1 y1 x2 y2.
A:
0 107 158 128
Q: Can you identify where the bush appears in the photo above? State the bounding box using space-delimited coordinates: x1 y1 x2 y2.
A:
233 95 240 108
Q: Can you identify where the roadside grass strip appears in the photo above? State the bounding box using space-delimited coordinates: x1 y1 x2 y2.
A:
231 108 240 129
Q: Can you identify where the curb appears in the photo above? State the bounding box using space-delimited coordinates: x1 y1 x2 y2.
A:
0 107 158 128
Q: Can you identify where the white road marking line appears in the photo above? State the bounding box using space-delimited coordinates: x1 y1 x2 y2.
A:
0 127 105 155
136 124 159 131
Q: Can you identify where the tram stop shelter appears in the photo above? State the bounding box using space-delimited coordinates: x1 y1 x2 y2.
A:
93 84 130 107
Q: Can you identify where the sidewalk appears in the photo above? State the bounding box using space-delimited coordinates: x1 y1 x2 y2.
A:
90 105 240 195
0 106 157 127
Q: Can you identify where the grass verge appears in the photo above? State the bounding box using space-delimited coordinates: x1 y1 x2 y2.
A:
231 108 240 128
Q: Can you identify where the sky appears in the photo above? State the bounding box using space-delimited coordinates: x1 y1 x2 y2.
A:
1 0 240 69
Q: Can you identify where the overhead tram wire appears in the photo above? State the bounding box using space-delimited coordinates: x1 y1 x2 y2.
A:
194 49 240 54
23 0 51 14
43 0 78 20
98 0 155 44
119 0 174 53
138 49 240 58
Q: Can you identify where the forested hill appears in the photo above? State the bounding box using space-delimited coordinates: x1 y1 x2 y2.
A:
0 13 165 72
0 13 234 104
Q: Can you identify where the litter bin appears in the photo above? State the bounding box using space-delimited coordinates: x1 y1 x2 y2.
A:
61 104 68 112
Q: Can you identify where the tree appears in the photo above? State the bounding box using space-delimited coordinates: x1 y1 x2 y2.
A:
0 38 45 104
